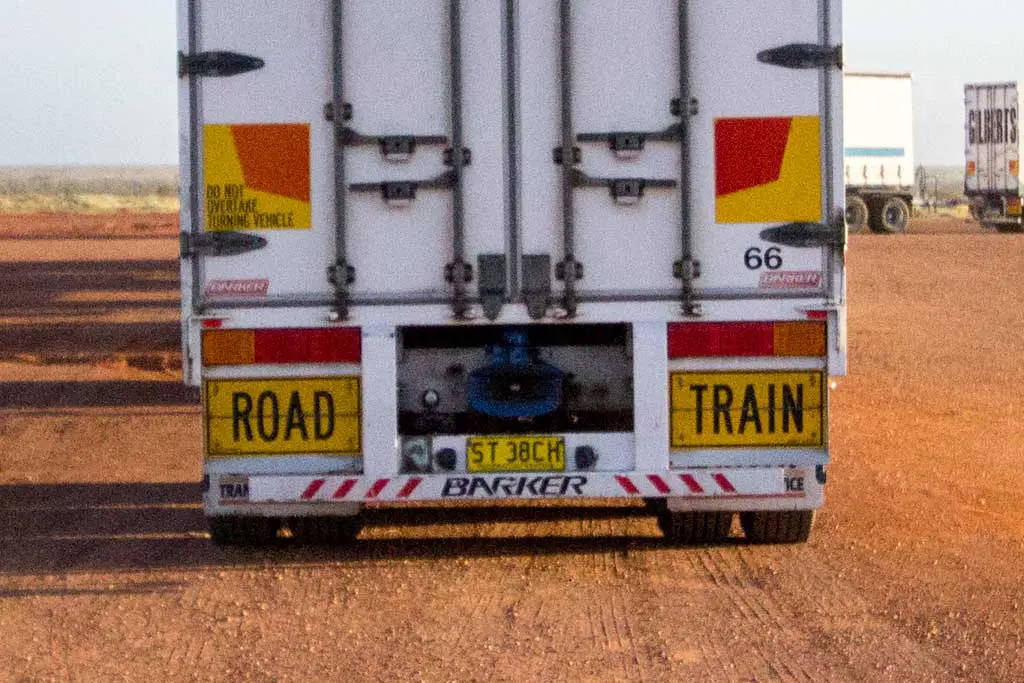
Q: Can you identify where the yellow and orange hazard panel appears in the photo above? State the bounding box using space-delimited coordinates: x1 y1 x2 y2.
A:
715 116 822 224
203 123 312 231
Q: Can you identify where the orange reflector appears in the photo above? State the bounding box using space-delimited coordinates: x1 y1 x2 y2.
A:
203 330 255 365
202 328 362 366
773 321 826 356
668 321 826 358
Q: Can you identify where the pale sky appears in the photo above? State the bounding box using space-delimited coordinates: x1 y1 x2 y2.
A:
0 1 1016 166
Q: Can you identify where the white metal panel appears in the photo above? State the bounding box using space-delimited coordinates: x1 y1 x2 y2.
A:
343 1 507 300
843 73 914 189
360 325 400 477
632 322 671 472
516 0 683 297
965 82 1020 195
687 0 835 294
195 0 334 299
566 0 683 295
515 0 840 299
189 0 508 304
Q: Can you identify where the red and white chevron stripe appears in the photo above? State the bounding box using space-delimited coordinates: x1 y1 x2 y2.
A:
296 477 423 502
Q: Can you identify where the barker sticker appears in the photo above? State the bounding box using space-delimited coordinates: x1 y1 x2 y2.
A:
759 271 822 289
715 116 822 224
205 279 270 297
204 124 312 231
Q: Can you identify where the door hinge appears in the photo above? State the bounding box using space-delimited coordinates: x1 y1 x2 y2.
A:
180 232 268 258
178 51 265 78
757 43 843 70
759 220 845 249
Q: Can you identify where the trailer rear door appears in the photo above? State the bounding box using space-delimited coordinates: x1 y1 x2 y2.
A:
180 0 843 321
514 0 842 311
965 82 1021 196
179 0 508 316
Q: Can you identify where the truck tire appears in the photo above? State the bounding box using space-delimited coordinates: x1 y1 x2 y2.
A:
969 198 986 221
288 515 363 544
740 510 814 544
208 516 279 546
871 197 910 234
657 511 733 545
844 196 869 233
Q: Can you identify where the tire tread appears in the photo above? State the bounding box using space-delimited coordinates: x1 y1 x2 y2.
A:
657 511 733 545
740 510 814 544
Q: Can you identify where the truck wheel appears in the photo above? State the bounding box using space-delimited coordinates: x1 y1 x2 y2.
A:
288 516 363 544
969 198 986 221
871 197 910 234
844 196 869 233
207 516 279 546
657 511 733 545
740 510 814 544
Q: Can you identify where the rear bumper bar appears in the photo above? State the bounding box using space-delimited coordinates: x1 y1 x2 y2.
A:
206 466 824 514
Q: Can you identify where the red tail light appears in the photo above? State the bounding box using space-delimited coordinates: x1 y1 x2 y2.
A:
668 321 825 358
668 322 774 357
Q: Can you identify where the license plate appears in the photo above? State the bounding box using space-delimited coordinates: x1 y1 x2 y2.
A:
1008 200 1022 216
467 436 566 473
670 371 824 448
205 377 360 457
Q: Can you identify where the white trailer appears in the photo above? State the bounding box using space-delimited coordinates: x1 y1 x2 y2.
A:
178 0 846 546
965 82 1022 232
843 71 914 233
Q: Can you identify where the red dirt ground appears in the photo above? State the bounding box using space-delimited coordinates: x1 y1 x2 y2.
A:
0 212 1022 682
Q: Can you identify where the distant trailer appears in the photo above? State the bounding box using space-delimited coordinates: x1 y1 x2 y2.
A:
843 72 915 234
964 82 1022 232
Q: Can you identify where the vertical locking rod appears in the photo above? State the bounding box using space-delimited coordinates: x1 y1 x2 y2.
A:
330 0 353 319
186 0 203 313
820 0 838 302
558 0 579 316
448 0 471 318
677 0 699 316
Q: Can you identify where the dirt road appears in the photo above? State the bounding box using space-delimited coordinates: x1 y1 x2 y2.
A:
1 214 1022 682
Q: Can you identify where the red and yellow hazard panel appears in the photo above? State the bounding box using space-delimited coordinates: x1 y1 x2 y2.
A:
204 123 312 231
715 116 822 224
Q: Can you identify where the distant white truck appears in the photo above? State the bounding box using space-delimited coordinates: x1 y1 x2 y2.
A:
964 82 1022 232
843 72 915 233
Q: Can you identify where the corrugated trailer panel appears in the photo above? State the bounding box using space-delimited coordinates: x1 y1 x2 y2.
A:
964 82 1021 196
